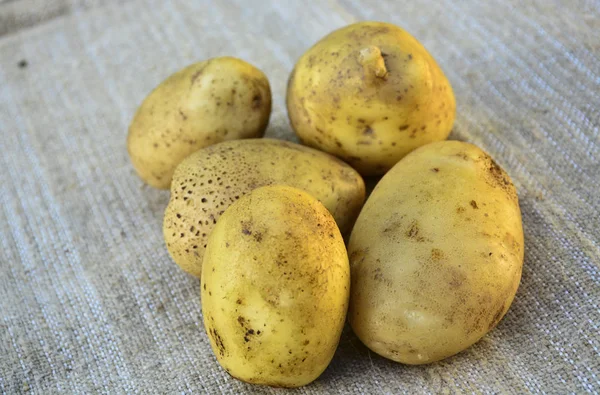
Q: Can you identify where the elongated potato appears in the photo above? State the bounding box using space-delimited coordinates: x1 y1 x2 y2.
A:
348 141 524 364
202 185 350 387
164 138 365 277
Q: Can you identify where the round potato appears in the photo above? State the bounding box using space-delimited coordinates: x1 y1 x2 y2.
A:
287 22 455 176
201 185 350 387
348 141 524 364
127 57 271 189
164 138 365 277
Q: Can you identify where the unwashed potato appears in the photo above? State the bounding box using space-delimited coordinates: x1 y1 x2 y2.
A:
348 141 524 364
201 185 350 387
287 21 456 176
164 138 365 277
127 57 271 189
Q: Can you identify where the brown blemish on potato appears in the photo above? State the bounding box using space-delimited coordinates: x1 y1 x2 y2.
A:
447 268 466 289
178 109 187 120
455 152 469 161
209 327 226 356
406 221 425 242
430 248 444 261
398 124 409 131
349 248 367 266
372 266 394 287
456 206 466 214
431 168 439 172
470 200 478 209
241 221 252 236
252 94 262 109
190 67 205 84
489 306 506 330
382 218 403 234
362 126 374 136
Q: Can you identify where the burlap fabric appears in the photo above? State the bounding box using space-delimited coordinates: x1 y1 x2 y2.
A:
0 0 598 393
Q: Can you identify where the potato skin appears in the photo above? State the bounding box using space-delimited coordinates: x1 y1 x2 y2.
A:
127 57 271 189
348 141 524 364
201 185 350 387
163 138 365 277
287 21 455 176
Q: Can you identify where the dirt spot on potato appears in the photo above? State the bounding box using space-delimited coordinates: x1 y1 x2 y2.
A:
241 221 252 236
406 221 425 242
382 217 404 234
456 206 466 214
191 65 208 84
447 267 466 289
252 94 262 109
372 266 393 288
470 200 478 209
349 248 367 267
488 303 507 330
431 248 444 261
455 152 469 161
398 124 410 131
209 327 226 356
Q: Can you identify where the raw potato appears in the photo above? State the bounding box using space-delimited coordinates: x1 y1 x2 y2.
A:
348 141 524 364
201 185 350 387
127 57 271 189
287 21 456 176
164 138 365 277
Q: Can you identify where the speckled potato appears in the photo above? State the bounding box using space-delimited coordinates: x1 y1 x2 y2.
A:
127 57 271 189
348 141 524 364
201 185 350 387
164 138 365 277
287 21 455 175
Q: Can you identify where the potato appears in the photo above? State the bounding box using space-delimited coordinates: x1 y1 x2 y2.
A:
348 141 524 364
287 22 455 176
127 57 271 189
201 185 350 387
164 138 365 277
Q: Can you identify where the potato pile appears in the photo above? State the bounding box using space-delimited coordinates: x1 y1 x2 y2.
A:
127 21 523 388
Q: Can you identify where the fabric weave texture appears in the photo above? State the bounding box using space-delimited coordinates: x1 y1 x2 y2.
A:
0 0 598 393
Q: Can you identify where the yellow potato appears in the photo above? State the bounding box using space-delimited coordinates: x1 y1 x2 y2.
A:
348 141 524 364
164 138 365 277
127 57 271 189
201 185 350 387
287 22 455 176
